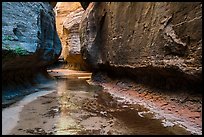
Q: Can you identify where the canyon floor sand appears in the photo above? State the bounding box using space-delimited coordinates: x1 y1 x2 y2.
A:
2 69 202 135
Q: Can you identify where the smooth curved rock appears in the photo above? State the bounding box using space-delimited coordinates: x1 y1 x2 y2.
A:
2 2 62 88
2 2 62 71
79 2 202 89
55 2 88 70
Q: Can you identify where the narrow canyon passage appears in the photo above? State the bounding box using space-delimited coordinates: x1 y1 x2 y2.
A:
2 2 202 135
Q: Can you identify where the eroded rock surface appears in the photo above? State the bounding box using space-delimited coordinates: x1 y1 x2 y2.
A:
55 2 88 70
2 2 62 101
79 2 202 90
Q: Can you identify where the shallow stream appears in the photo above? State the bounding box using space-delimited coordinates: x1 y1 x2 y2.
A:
2 69 191 135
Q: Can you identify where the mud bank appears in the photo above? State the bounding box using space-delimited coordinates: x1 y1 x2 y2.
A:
91 73 202 135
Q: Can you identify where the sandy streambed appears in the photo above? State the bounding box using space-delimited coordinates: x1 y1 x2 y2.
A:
2 69 199 135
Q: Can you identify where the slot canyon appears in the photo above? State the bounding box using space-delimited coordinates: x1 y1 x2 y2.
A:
2 2 202 135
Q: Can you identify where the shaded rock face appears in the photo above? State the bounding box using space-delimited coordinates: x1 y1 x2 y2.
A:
55 2 88 70
80 2 202 90
49 2 57 8
80 2 90 10
2 2 62 85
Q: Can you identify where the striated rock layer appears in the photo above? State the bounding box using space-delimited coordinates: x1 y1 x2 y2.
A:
80 2 202 90
2 2 61 86
55 2 88 70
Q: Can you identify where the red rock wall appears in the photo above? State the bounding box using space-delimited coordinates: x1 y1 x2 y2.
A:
80 2 202 89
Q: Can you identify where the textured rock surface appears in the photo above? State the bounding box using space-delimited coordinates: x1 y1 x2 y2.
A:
63 8 84 55
55 2 88 70
54 2 82 36
2 2 61 84
54 2 81 56
80 2 202 89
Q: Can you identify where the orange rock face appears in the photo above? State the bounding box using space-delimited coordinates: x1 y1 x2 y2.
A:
54 2 88 70
54 2 81 40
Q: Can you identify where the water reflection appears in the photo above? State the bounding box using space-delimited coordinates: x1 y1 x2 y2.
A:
55 78 82 135
52 75 191 135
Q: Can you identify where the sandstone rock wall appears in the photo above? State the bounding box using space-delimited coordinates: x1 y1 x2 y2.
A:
2 2 62 84
54 2 82 43
63 8 84 55
55 2 88 70
80 2 202 89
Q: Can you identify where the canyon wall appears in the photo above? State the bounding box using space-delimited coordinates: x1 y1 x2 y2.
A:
55 2 88 70
2 2 61 86
2 2 61 71
79 2 202 90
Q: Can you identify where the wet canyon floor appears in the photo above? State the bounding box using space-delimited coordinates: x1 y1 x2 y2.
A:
2 69 201 135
